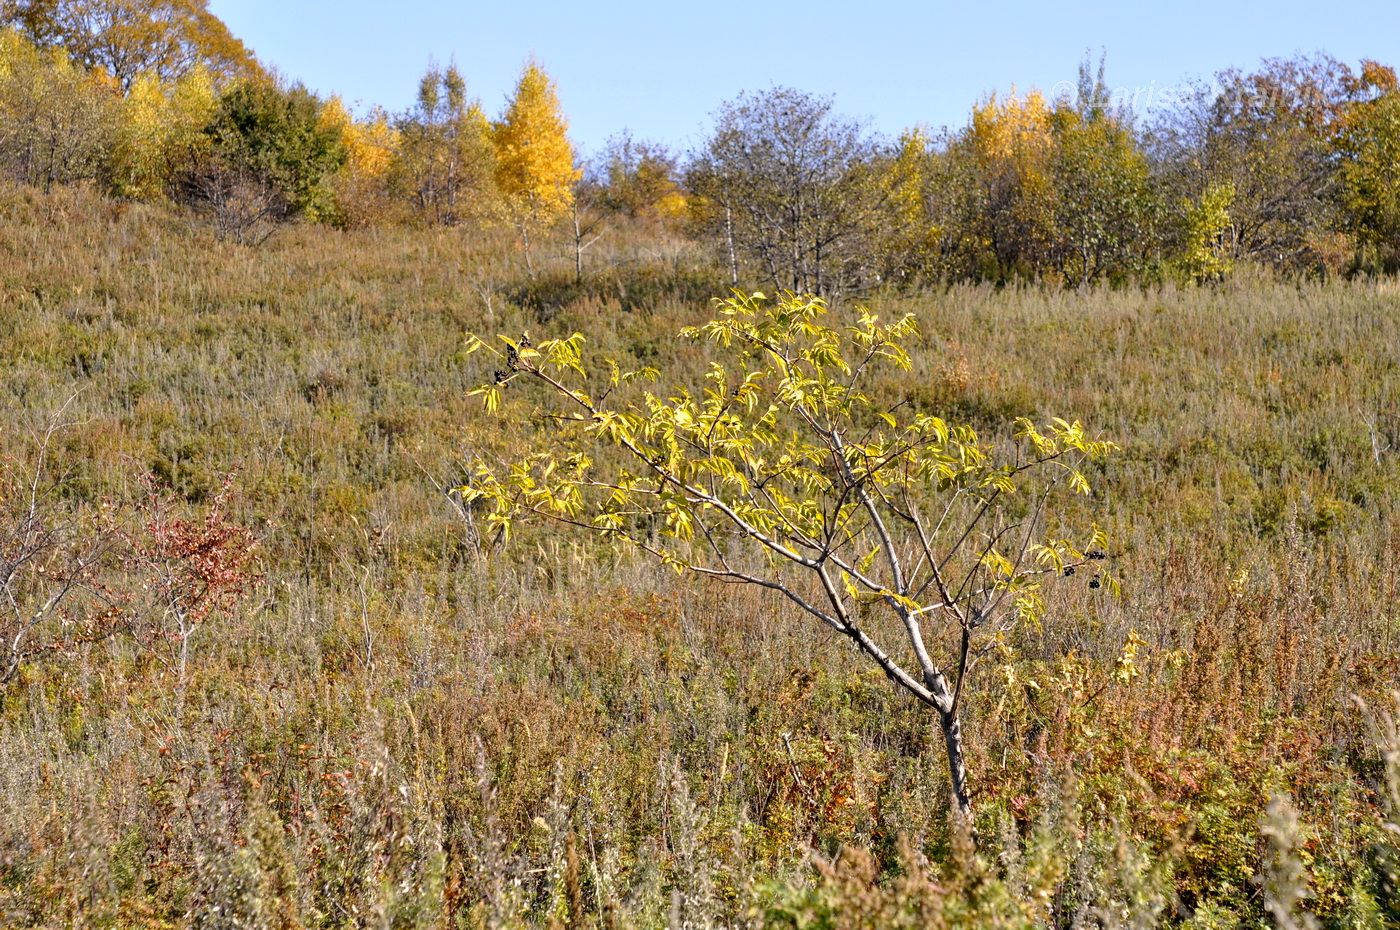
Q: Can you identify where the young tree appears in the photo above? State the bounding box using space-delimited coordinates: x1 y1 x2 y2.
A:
1176 180 1237 282
460 292 1114 823
953 87 1059 281
871 128 941 285
127 477 256 694
108 64 214 200
1 406 127 687
596 131 686 223
319 96 400 227
1147 55 1353 272
1 403 255 690
565 135 684 282
1048 94 1159 287
569 163 609 283
492 60 578 274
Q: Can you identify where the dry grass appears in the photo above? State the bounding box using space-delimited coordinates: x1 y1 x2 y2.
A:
1 182 1399 927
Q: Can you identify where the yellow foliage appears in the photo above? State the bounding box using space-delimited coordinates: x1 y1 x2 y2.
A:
1359 59 1398 95
1180 181 1236 281
653 189 689 221
88 65 122 93
462 102 494 156
0 29 36 79
969 87 1053 164
318 96 402 226
1336 70 1400 265
886 128 929 225
113 72 167 199
317 95 351 139
491 61 579 224
0 27 121 189
11 0 261 89
170 66 216 130
320 96 398 180
961 88 1059 274
110 66 214 200
876 128 943 277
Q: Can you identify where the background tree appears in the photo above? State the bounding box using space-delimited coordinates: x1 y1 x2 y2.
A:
0 27 116 190
1175 180 1236 282
686 88 886 297
928 61 1163 287
1047 61 1160 286
566 137 685 282
1148 55 1353 272
596 131 686 223
491 60 578 274
319 97 400 227
1335 61 1400 272
568 158 610 283
461 292 1114 822
870 127 944 286
183 78 344 239
107 63 213 199
953 87 1059 280
391 64 496 226
906 130 991 282
4 0 260 89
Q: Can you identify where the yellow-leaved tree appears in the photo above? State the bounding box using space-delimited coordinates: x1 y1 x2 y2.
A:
7 0 261 90
110 66 215 200
1179 181 1236 282
460 292 1116 826
0 27 118 190
1336 61 1400 272
963 88 1057 276
391 65 498 226
318 96 400 226
491 61 579 274
877 128 941 282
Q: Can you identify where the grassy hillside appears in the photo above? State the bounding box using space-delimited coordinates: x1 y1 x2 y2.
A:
2 182 1400 928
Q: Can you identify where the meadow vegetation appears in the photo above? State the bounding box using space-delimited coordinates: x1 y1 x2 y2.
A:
2 182 1400 927
4 3 1400 926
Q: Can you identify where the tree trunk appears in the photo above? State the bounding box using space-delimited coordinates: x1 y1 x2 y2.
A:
939 706 973 822
521 219 535 279
573 205 584 283
724 203 739 287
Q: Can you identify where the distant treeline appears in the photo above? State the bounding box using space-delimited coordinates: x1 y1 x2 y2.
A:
3 1 1399 289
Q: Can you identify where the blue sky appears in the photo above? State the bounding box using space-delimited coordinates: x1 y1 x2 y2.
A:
210 1 1400 155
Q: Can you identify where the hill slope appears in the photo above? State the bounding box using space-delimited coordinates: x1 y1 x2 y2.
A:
2 183 1400 927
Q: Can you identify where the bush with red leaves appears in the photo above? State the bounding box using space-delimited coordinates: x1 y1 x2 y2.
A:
127 477 259 682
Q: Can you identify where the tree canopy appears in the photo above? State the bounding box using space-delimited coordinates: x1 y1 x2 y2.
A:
5 0 260 88
493 61 578 223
